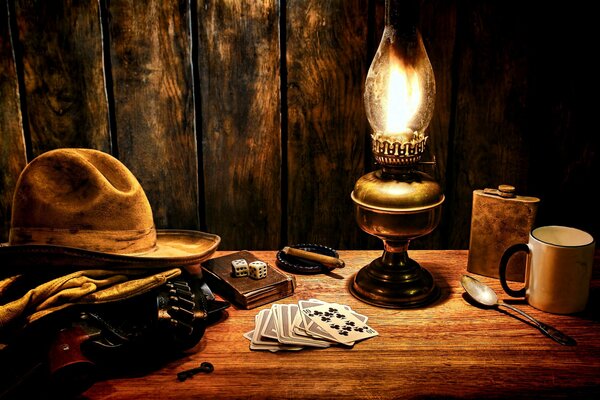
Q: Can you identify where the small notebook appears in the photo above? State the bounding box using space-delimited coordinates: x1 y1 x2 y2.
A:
201 251 296 309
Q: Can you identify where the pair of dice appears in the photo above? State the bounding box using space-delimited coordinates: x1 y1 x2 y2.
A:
231 259 268 280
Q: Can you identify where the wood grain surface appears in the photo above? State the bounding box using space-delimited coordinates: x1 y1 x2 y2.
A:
286 0 369 250
197 0 282 249
13 0 110 156
108 0 200 231
0 0 26 242
83 250 600 399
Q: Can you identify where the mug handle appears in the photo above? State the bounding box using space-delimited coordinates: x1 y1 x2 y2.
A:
499 243 529 297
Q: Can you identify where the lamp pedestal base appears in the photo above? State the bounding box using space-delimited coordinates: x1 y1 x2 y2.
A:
349 240 440 308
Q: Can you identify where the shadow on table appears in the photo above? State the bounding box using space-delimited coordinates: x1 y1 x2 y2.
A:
432 272 452 307
500 286 600 323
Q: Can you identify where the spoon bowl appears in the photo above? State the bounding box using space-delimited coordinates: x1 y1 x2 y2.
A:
461 275 498 307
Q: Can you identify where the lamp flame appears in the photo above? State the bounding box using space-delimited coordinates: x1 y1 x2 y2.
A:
385 59 422 136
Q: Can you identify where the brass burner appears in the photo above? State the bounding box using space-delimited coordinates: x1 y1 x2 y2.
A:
371 133 427 166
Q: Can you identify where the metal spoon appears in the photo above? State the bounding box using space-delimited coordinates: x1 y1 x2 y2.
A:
460 275 576 346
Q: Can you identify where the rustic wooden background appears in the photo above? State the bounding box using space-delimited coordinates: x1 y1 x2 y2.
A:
1 0 597 251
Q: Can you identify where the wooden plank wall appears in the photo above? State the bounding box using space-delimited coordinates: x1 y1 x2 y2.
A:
198 0 281 249
109 0 200 231
0 0 597 252
286 0 369 249
0 0 26 241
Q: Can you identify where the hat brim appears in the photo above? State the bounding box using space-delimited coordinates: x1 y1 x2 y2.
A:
0 230 220 272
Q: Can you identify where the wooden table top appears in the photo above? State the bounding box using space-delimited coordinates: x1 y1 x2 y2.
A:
83 250 600 399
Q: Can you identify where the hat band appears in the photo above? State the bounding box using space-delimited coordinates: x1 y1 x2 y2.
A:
9 226 157 254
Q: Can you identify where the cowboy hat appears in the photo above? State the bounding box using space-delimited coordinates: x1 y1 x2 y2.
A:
0 148 220 270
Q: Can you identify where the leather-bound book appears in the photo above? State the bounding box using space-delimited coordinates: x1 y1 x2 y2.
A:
201 251 296 309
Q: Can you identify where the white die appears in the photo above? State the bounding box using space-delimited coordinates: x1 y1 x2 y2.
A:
248 261 268 280
231 259 249 277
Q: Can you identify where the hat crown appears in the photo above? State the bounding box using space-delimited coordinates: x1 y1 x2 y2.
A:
9 149 157 254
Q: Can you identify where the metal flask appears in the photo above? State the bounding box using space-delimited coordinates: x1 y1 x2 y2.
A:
467 185 539 282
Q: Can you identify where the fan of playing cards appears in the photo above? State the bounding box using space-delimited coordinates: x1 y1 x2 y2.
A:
244 298 378 351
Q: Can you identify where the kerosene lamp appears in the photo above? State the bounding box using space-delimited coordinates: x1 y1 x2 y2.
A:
350 0 444 308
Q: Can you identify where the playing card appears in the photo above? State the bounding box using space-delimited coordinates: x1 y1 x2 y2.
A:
274 303 286 341
298 299 326 327
273 305 305 345
245 331 303 352
252 309 279 346
246 309 303 352
301 303 378 344
297 300 369 345
260 306 279 340
292 316 308 336
299 299 368 325
282 304 331 348
304 318 341 342
291 307 314 337
245 299 376 352
297 299 338 341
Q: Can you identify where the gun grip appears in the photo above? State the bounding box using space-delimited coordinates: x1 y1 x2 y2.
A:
48 326 96 395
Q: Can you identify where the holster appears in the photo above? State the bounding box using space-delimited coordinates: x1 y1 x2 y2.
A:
0 273 229 399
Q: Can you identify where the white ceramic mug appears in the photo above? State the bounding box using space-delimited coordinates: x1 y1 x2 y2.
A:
499 225 595 314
